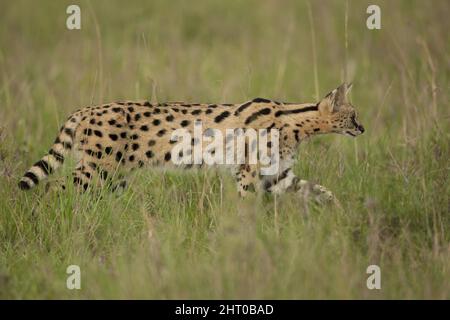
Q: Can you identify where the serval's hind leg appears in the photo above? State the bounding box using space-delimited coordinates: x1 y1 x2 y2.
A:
235 164 259 197
72 161 98 192
110 174 128 194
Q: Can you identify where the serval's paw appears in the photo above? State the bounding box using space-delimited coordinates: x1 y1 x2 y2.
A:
311 184 334 204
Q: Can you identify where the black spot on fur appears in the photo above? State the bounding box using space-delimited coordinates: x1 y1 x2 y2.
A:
275 105 318 117
24 171 39 185
18 180 30 190
62 141 72 149
244 108 271 125
34 160 52 175
294 129 300 142
73 177 82 186
191 138 199 146
94 130 103 137
252 97 271 103
49 149 64 163
109 134 118 141
84 128 92 136
214 111 230 123
83 171 91 179
100 170 108 180
234 101 252 115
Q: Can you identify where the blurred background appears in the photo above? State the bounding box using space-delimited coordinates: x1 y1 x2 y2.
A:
0 0 448 299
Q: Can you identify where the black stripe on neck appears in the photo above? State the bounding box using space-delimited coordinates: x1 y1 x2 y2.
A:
275 105 318 117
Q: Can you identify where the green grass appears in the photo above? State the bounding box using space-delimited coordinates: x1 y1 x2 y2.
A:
0 0 449 299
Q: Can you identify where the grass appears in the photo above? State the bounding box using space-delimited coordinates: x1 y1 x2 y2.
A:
0 0 449 299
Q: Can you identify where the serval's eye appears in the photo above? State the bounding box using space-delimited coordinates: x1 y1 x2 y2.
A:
350 114 358 127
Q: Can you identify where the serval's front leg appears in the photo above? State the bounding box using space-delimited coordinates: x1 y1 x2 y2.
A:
263 167 335 204
235 164 259 197
261 148 336 204
291 177 335 204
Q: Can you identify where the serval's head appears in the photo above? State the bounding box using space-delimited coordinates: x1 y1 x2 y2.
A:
318 83 365 137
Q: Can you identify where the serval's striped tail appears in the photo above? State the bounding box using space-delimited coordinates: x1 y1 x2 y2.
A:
18 113 82 190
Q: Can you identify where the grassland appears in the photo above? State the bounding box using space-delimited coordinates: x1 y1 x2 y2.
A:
0 0 449 299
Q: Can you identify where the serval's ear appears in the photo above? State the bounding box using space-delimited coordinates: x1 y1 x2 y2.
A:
318 83 352 114
335 82 352 106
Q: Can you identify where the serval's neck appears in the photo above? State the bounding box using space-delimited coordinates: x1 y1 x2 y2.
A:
277 103 332 138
